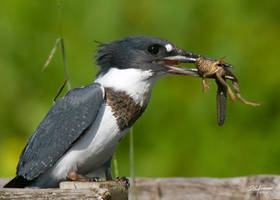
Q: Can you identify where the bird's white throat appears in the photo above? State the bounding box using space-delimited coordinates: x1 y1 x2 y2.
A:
95 68 155 106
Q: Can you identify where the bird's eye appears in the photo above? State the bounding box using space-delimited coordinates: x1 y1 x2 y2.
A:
147 44 162 55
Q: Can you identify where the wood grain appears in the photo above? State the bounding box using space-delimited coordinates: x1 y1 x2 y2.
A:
1 175 280 200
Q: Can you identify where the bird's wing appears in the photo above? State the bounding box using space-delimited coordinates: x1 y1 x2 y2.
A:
16 83 104 181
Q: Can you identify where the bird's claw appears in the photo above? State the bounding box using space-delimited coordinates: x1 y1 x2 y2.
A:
67 171 105 182
67 171 90 182
115 176 130 189
89 177 104 182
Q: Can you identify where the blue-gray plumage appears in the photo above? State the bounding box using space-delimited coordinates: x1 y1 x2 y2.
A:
18 83 103 179
6 83 104 187
4 35 230 188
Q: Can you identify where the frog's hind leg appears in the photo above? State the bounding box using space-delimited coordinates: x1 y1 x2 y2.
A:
216 74 236 102
232 81 261 106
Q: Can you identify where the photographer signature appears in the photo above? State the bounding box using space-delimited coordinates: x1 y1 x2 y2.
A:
248 184 273 196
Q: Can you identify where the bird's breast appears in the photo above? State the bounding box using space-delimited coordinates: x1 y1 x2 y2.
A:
105 87 146 131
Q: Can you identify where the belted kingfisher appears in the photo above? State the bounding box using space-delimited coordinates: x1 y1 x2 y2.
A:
4 35 203 188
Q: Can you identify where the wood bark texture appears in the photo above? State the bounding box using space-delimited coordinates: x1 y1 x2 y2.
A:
1 175 280 200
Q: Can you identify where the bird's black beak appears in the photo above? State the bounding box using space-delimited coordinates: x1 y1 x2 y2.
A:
160 49 234 77
157 47 235 78
159 50 200 77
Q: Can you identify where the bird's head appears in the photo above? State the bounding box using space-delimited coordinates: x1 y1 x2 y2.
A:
95 35 200 79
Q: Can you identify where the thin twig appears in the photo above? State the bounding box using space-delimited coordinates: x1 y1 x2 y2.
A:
129 127 137 200
57 0 71 91
42 0 71 103
52 79 67 103
113 154 119 178
60 38 71 91
41 38 61 72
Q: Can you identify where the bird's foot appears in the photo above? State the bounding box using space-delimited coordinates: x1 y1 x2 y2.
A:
67 171 90 182
105 167 113 181
105 174 113 181
115 176 130 189
67 171 104 182
88 177 104 182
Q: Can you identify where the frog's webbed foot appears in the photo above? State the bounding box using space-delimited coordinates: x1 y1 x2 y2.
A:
202 78 210 92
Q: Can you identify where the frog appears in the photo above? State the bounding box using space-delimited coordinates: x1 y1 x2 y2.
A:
195 56 260 125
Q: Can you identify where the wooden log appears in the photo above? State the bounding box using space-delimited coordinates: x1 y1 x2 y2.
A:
60 180 129 200
132 175 280 200
0 179 128 200
1 175 280 199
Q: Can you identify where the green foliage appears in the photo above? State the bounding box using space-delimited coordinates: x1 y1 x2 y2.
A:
0 0 279 178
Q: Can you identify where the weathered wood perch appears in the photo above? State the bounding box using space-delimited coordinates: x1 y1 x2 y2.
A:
134 175 280 200
0 179 128 200
1 175 280 199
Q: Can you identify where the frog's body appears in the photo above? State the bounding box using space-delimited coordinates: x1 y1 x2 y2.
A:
195 57 235 100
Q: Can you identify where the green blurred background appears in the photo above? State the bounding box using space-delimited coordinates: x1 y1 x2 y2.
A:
0 0 280 178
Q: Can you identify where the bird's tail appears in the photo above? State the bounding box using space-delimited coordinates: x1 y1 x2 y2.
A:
3 176 29 188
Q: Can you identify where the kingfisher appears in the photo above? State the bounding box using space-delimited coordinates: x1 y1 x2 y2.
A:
4 35 208 188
